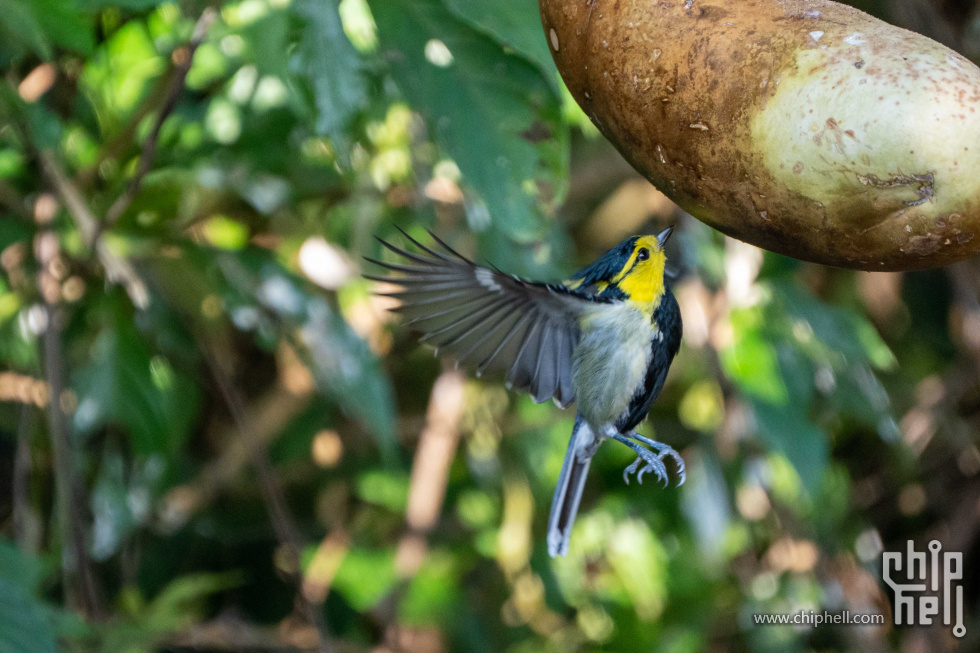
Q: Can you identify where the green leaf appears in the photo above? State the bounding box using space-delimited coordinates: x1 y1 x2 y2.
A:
73 308 201 456
0 0 94 59
772 282 896 370
0 220 31 251
774 343 815 407
78 0 163 9
0 579 58 653
301 297 398 464
831 365 899 441
0 148 26 178
0 540 45 594
372 0 567 242
0 542 59 653
0 0 52 59
89 447 164 560
81 21 164 126
31 0 95 55
442 0 559 89
607 520 668 621
26 102 63 151
399 551 460 625
292 0 368 161
471 211 573 279
332 548 397 611
216 250 398 464
853 316 898 370
143 572 242 626
0 83 63 151
719 308 788 404
99 572 241 653
355 469 409 512
185 41 227 91
240 10 289 78
751 400 829 495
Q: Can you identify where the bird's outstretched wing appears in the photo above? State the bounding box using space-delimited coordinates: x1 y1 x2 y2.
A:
366 229 610 408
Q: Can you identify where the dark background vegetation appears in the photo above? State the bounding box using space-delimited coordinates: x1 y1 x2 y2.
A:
1 0 980 651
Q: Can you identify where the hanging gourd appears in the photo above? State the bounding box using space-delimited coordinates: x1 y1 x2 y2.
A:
539 0 980 270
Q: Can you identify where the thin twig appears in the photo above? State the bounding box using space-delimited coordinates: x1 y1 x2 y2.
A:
76 70 178 191
160 384 312 531
371 371 465 639
37 151 98 239
199 343 333 653
31 181 103 617
4 10 217 310
39 301 103 619
37 150 149 308
397 370 466 575
12 404 39 552
98 7 217 236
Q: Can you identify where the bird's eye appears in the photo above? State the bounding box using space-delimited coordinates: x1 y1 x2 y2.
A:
636 248 650 261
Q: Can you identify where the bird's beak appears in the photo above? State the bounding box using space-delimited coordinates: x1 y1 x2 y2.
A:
656 226 674 248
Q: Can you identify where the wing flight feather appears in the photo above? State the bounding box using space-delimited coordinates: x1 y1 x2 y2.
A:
369 230 612 408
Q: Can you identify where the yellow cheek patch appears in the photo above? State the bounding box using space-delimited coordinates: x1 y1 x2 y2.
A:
618 249 666 306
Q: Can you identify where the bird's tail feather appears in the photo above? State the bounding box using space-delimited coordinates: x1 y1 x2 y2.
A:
547 417 597 558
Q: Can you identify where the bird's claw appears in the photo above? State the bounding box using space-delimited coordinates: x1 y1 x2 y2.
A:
623 451 669 487
660 447 686 485
621 437 685 488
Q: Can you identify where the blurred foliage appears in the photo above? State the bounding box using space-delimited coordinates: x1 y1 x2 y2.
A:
0 0 979 652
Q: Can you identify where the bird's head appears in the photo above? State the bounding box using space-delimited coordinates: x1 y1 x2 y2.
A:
567 227 674 304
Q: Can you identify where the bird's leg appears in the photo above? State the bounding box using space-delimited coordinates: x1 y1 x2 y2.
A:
607 429 685 487
608 432 670 487
626 431 686 485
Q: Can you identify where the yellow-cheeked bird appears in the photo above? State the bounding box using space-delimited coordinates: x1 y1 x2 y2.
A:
367 228 684 557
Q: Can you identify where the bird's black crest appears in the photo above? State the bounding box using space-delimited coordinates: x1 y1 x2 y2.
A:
567 236 639 287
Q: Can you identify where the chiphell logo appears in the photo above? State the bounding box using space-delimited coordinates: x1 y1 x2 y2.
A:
883 540 965 638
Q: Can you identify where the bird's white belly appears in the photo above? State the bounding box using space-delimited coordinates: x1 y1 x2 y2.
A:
572 303 655 428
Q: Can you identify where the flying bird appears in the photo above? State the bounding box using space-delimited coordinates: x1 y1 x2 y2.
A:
366 228 684 557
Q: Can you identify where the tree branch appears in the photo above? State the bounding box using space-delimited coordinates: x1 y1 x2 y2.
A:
37 150 149 308
198 343 334 653
396 370 466 577
98 6 217 236
159 380 313 530
367 371 465 639
12 404 40 552
35 236 103 618
7 6 217 310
